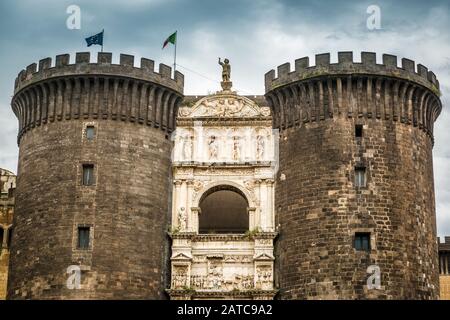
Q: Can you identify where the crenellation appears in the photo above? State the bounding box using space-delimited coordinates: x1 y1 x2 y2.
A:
295 57 310 71
25 63 37 76
277 62 291 80
315 53 330 67
55 54 70 67
266 52 440 95
382 54 397 68
264 70 276 91
361 52 376 66
18 70 26 82
120 53 134 67
338 51 353 64
98 52 112 64
428 71 437 86
15 52 184 95
417 64 428 78
159 63 172 78
141 57 155 72
38 57 52 70
264 52 442 141
401 58 415 73
11 54 185 144
174 71 184 88
75 52 90 63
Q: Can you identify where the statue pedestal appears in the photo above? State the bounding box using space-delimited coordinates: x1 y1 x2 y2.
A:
221 81 233 91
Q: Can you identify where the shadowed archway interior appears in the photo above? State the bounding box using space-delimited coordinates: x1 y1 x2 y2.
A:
199 185 249 234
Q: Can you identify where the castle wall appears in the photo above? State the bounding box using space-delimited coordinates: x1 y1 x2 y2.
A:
0 169 15 300
275 119 438 299
8 53 183 299
440 275 450 300
438 237 450 300
266 52 442 299
5 50 443 300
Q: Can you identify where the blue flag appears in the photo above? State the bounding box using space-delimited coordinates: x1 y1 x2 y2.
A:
85 31 103 47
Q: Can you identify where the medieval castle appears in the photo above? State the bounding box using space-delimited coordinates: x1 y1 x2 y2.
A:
0 50 447 299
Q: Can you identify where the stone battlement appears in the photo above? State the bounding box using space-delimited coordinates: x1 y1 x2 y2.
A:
439 237 450 245
11 53 184 143
265 52 440 95
15 52 184 94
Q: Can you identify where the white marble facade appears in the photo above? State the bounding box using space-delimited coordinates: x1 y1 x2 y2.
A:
168 92 278 300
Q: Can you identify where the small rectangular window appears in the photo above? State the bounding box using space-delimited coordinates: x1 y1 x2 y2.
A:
77 227 90 249
355 233 371 251
355 167 366 188
7 228 12 248
86 126 95 141
82 164 95 186
355 125 363 138
0 228 3 250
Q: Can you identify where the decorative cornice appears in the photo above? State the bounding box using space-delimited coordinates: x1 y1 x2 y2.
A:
169 232 278 241
166 289 278 298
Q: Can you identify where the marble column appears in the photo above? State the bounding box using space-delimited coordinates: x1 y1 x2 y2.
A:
266 179 275 231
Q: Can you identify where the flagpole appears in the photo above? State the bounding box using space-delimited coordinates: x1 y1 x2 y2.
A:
173 31 177 75
101 29 104 53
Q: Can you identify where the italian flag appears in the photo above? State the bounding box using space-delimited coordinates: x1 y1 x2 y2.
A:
162 31 177 49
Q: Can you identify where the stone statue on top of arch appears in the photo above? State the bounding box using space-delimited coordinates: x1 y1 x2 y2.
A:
218 57 232 91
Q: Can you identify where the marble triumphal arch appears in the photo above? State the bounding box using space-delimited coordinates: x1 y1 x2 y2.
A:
167 81 279 299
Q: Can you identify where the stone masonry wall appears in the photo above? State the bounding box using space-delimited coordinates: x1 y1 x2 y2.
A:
8 53 183 299
266 52 442 299
274 118 438 299
0 169 15 300
8 120 172 299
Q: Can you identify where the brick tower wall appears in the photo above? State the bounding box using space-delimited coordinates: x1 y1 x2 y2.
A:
8 53 184 299
265 52 442 299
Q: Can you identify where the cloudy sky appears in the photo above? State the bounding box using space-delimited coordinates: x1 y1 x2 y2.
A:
0 0 449 236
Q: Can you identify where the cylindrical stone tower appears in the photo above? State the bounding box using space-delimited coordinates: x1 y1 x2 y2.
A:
265 52 442 299
8 52 184 299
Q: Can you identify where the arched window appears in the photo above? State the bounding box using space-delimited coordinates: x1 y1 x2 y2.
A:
199 185 249 234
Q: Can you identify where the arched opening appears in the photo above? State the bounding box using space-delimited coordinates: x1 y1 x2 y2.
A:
199 185 249 234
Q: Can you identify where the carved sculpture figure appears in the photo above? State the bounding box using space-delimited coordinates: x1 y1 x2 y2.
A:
218 58 231 82
256 135 265 160
177 207 187 231
183 136 193 160
218 58 232 91
256 266 273 290
172 266 189 289
208 136 219 160
232 136 241 161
